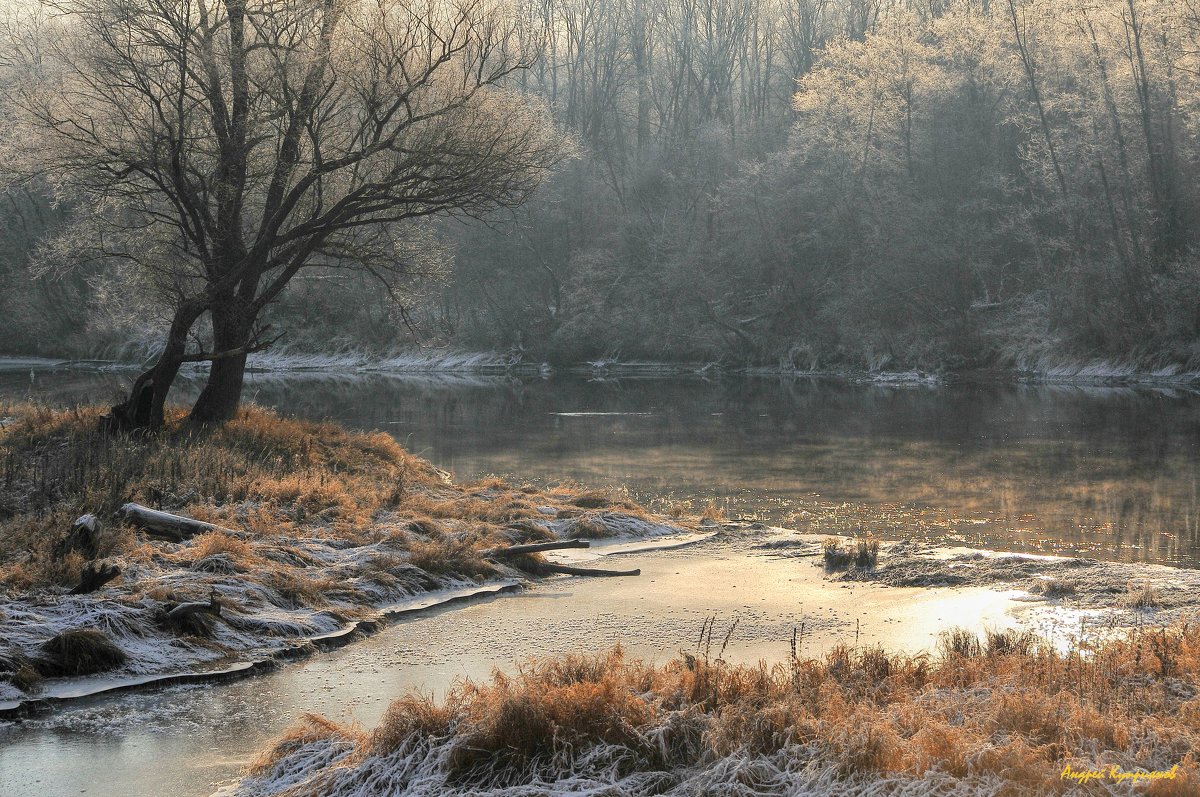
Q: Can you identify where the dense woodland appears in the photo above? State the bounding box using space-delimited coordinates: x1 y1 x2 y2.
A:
4 0 1200 372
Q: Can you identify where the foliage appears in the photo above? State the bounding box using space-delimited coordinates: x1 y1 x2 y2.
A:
3 0 1200 373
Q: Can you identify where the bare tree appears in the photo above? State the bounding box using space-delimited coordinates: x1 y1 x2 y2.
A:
1 0 567 429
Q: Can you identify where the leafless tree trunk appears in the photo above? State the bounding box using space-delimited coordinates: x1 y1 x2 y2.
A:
5 0 567 429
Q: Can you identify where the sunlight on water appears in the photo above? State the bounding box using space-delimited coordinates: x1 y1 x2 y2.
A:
4 367 1199 797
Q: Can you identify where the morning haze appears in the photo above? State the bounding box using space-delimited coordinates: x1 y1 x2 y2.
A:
0 1 1198 796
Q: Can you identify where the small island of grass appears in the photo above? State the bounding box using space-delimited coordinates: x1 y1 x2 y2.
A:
0 403 686 711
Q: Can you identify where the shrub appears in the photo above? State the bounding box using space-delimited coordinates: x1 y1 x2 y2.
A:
824 537 854 570
35 629 127 677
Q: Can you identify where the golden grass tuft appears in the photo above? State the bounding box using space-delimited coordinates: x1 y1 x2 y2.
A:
256 621 1200 792
701 499 727 522
189 531 253 562
405 536 497 579
823 535 879 570
249 713 365 776
0 402 448 590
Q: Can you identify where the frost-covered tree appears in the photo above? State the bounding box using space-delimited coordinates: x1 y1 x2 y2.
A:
0 0 567 428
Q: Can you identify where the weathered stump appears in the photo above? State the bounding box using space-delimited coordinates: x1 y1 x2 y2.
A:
54 514 102 561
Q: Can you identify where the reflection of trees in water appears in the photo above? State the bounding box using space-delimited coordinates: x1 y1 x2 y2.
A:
6 370 1200 565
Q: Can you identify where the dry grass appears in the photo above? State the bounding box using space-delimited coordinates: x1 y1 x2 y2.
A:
0 401 678 607
1122 580 1162 609
189 531 254 562
34 628 127 677
405 536 498 579
0 401 445 589
824 535 879 571
251 622 1200 793
0 401 644 597
700 499 727 522
1031 577 1077 598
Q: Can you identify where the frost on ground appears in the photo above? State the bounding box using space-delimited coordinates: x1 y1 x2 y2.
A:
223 735 1012 797
832 539 1200 625
221 627 1200 797
0 531 488 706
0 403 693 709
1017 358 1200 388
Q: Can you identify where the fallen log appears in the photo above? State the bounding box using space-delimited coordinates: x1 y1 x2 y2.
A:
118 503 231 542
54 514 102 561
484 539 590 557
69 561 121 594
537 562 640 577
166 594 222 623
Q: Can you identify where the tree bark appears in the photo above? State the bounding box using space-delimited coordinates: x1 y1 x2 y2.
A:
483 539 590 557
118 503 231 541
106 301 203 433
188 302 251 425
536 562 641 577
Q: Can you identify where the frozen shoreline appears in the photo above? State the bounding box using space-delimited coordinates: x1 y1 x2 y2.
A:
8 352 1200 391
4 525 1196 797
216 528 1200 797
0 509 691 721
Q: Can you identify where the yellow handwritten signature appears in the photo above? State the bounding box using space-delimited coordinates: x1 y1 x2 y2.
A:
1061 764 1180 785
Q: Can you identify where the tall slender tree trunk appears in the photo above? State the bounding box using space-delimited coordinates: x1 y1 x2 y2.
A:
188 301 252 425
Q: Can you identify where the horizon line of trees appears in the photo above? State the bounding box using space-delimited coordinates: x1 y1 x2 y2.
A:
3 0 1200 374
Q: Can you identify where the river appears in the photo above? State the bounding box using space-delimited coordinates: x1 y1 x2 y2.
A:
1 367 1198 796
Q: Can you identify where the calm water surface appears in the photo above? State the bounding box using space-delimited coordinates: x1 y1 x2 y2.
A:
2 367 1199 797
6 366 1198 566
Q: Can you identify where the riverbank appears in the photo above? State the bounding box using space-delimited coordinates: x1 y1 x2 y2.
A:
10 351 1200 391
0 403 691 715
219 534 1200 797
5 507 1200 794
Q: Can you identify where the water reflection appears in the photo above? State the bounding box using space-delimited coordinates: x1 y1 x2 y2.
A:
5 368 1199 566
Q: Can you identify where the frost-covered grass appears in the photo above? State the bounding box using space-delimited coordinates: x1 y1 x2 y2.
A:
226 624 1200 796
822 536 879 571
1017 358 1200 387
0 403 686 706
241 348 515 374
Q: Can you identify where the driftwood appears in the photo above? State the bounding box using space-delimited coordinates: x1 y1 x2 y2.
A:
166 593 223 623
484 539 589 557
54 514 102 561
69 561 121 594
162 591 223 636
118 503 225 541
535 562 641 577
487 539 638 577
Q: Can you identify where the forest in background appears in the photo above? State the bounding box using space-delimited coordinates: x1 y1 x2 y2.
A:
3 0 1200 373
